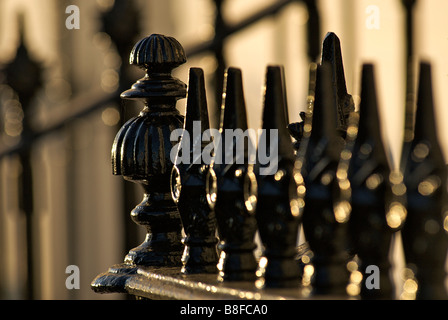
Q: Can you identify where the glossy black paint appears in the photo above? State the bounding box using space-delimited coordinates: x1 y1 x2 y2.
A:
171 68 219 274
400 63 448 300
342 64 398 299
249 66 302 288
111 34 187 267
206 68 258 282
300 61 350 295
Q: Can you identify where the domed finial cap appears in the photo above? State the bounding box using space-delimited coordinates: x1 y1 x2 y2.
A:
129 34 187 74
121 34 187 100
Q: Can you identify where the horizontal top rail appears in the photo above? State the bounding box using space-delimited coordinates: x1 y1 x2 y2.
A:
0 89 117 159
92 244 339 300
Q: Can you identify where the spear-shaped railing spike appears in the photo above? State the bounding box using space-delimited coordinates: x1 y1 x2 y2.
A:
260 66 295 164
307 61 343 162
401 62 448 300
352 64 390 166
321 32 354 137
171 68 219 274
341 64 398 299
219 70 249 132
301 62 350 296
206 67 258 282
246 66 301 288
411 64 442 151
182 67 211 152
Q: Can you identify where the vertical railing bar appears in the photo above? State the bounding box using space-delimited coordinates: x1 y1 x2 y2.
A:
303 0 321 63
2 15 44 299
210 0 227 129
400 0 417 170
19 150 34 299
186 0 297 57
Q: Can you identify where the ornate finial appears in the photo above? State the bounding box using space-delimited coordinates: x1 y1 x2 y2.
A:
130 34 186 72
247 66 301 288
93 34 187 294
3 15 43 131
301 62 350 296
400 62 448 300
110 34 187 267
171 68 219 274
120 34 187 100
206 67 258 282
340 64 398 299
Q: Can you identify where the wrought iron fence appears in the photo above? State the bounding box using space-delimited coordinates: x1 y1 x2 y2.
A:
1 0 447 301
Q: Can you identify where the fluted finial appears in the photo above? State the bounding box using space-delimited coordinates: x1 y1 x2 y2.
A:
120 34 187 100
301 62 350 296
248 66 301 288
206 67 258 282
130 34 186 72
171 68 218 274
92 34 187 294
109 34 186 267
321 32 354 137
400 62 448 300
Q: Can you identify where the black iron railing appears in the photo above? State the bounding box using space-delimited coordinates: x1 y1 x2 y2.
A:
90 0 447 300
4 0 446 301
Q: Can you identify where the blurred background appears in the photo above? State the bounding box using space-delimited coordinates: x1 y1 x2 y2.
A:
0 0 447 300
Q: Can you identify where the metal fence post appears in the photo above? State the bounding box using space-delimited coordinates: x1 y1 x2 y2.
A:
92 33 187 293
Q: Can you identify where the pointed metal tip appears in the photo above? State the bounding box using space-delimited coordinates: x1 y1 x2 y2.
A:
261 66 294 160
320 32 354 133
358 64 389 165
312 62 338 140
220 67 248 131
185 67 210 133
416 62 434 110
262 66 287 130
321 32 346 90
359 64 381 136
321 32 341 63
323 31 338 42
413 62 437 142
360 63 377 108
